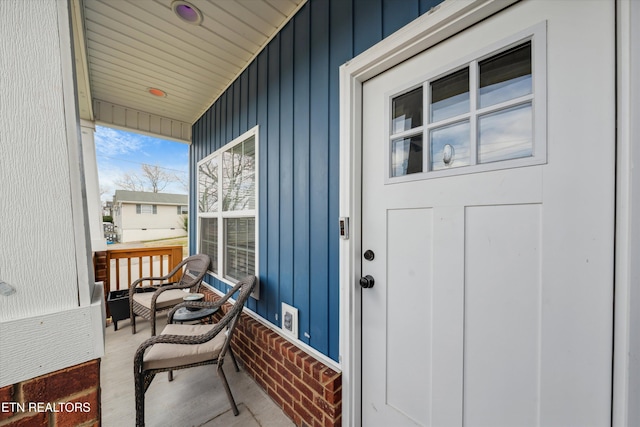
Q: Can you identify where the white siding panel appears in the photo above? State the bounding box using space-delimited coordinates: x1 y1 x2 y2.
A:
237 0 290 22
150 114 162 135
0 0 79 321
125 108 138 128
113 105 126 126
0 296 105 386
94 100 191 143
138 112 150 132
0 0 104 386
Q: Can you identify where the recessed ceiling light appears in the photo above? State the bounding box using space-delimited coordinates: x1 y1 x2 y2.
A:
171 1 203 25
148 88 167 97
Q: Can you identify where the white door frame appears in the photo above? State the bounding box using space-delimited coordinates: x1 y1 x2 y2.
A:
613 0 640 426
338 0 639 426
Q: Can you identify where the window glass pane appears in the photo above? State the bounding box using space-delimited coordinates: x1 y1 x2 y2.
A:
139 204 153 214
430 121 470 171
391 135 423 177
225 217 255 281
430 68 469 123
198 157 218 212
199 217 218 274
478 103 532 163
479 42 532 108
223 137 256 211
392 87 423 134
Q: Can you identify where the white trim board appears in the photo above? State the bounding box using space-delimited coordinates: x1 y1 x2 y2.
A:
613 0 640 425
0 285 105 387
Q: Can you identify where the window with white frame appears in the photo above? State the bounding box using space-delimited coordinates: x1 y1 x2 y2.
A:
197 127 257 283
136 204 157 214
388 24 546 182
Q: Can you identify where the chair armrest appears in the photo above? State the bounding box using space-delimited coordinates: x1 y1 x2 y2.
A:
154 281 194 292
129 277 173 298
131 275 173 287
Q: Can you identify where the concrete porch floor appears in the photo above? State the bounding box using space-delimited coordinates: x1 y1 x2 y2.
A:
101 313 295 427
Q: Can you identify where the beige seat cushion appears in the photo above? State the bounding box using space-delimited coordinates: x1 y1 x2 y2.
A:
143 324 226 370
133 289 187 309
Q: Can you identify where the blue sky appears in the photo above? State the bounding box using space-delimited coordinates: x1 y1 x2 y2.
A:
95 125 189 202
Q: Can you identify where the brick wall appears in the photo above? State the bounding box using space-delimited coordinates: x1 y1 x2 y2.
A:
202 288 342 427
0 360 100 427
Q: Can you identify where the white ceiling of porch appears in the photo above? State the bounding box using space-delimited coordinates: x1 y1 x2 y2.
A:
71 0 306 142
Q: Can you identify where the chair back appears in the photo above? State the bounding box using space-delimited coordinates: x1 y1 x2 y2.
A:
215 276 257 363
176 254 211 292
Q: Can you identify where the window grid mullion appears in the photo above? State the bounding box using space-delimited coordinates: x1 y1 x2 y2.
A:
424 81 431 172
217 151 224 277
387 34 541 184
476 94 534 117
469 60 478 166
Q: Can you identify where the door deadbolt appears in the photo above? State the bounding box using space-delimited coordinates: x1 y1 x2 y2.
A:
364 250 375 261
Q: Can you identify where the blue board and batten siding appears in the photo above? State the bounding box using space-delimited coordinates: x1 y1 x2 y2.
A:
190 0 443 362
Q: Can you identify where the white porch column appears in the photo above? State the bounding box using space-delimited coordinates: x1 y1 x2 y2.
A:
81 120 107 251
0 0 104 387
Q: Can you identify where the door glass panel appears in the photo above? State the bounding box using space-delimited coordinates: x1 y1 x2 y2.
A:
430 121 470 170
479 42 532 108
391 135 423 177
392 88 423 134
430 68 469 123
478 102 532 163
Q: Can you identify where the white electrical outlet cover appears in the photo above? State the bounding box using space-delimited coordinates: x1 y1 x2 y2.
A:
281 302 298 339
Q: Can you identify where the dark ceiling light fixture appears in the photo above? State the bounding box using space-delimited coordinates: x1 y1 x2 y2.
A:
171 0 203 26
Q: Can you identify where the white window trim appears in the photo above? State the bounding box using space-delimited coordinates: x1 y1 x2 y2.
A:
197 126 259 295
137 204 156 214
384 21 547 184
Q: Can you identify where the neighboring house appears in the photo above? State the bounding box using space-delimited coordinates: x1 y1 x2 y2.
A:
3 1 640 427
112 190 188 243
102 200 113 218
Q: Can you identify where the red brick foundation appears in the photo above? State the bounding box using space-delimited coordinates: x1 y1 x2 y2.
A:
203 287 342 427
0 360 100 427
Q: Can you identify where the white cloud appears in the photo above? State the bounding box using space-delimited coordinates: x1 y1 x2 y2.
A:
95 126 145 157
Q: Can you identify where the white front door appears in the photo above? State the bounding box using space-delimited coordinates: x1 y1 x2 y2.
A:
360 1 615 426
